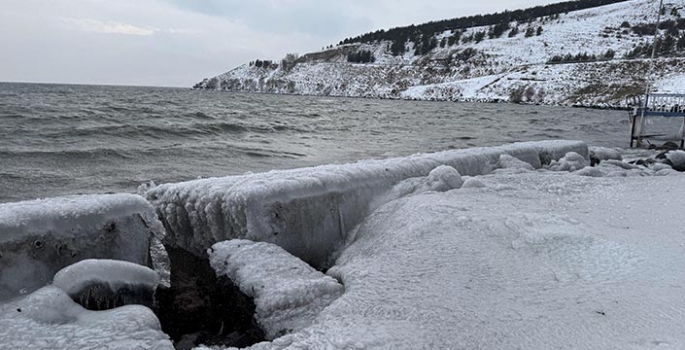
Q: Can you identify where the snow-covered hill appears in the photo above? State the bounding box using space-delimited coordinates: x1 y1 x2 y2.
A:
194 0 685 107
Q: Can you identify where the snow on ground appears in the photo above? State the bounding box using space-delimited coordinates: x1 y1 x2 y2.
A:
0 286 173 350
209 240 344 340
0 194 166 301
206 157 685 350
653 73 685 94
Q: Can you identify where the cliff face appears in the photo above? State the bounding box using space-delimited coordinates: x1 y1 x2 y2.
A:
194 0 685 107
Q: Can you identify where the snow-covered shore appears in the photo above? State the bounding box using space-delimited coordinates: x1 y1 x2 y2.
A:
219 163 685 350
1 141 685 349
194 0 685 107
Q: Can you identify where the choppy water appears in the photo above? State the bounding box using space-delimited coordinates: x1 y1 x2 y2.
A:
0 82 630 203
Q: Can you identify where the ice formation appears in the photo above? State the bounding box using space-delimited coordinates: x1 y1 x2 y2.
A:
378 165 463 204
665 150 685 171
199 166 685 350
53 259 160 310
494 153 536 173
148 141 587 268
209 240 344 340
548 151 588 172
589 146 622 162
0 286 172 349
0 194 166 300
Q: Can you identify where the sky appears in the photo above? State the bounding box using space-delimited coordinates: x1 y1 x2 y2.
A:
0 0 559 87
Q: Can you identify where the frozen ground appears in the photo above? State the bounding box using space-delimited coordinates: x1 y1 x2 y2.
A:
201 157 685 350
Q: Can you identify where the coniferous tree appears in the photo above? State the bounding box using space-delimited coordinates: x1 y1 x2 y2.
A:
525 26 535 37
335 0 629 46
474 31 486 43
508 26 519 37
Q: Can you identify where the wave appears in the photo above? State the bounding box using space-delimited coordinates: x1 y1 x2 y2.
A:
0 148 134 159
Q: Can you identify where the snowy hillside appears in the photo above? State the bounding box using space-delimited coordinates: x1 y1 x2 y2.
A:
194 0 685 107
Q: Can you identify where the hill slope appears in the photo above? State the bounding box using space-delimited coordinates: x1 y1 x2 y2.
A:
194 0 685 107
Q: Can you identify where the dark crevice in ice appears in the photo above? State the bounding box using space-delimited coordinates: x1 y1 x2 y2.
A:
154 246 265 350
71 283 155 311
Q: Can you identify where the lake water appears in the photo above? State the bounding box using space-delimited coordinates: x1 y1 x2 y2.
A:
0 82 629 203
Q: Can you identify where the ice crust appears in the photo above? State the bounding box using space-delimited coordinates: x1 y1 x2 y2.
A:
0 286 172 349
148 141 587 268
548 151 587 172
0 194 166 300
53 259 159 297
209 240 344 340
207 165 685 350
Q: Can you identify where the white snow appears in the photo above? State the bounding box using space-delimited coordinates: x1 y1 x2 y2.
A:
209 240 344 340
0 194 166 300
52 259 159 296
147 141 586 268
204 159 685 350
0 286 172 349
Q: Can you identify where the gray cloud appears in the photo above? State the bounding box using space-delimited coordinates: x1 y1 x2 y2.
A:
0 0 559 87
163 0 374 38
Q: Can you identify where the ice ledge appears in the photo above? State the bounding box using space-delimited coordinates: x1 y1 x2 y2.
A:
148 140 587 268
0 194 165 300
209 240 344 340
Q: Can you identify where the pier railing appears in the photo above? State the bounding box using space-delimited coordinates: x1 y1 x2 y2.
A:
627 94 685 147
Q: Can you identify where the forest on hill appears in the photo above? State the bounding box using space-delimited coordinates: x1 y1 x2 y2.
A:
339 0 631 55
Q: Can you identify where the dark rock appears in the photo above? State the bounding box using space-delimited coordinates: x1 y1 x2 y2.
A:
656 151 669 160
590 156 601 167
154 246 265 349
656 141 680 151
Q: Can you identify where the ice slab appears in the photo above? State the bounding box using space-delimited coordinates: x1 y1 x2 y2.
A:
209 240 344 340
53 259 159 310
0 194 166 300
148 141 587 268
0 286 172 349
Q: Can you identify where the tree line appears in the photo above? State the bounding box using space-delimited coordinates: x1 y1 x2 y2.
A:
339 0 629 50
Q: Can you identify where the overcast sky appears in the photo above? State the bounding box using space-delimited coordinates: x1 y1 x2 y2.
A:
0 0 559 87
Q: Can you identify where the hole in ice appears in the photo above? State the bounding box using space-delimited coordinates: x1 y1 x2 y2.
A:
155 246 265 350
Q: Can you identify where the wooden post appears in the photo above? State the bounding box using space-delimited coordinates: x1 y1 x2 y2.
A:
630 113 636 148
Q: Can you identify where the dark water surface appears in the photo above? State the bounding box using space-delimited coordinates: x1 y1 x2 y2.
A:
0 82 629 202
